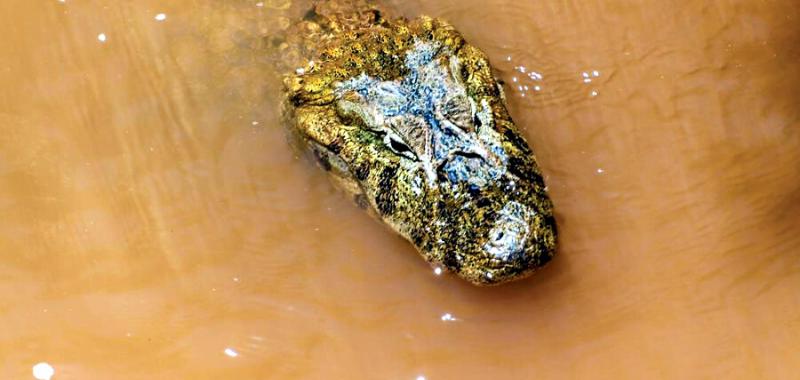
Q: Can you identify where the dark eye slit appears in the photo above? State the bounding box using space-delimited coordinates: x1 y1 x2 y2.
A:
435 151 487 175
389 137 412 154
473 114 482 128
453 151 486 161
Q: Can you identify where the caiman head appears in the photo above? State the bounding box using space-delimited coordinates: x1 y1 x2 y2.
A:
285 16 557 285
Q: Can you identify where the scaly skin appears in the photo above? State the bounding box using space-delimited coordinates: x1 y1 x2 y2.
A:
282 0 557 285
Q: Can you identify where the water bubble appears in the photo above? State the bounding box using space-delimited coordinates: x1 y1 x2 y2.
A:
224 347 239 357
32 362 54 380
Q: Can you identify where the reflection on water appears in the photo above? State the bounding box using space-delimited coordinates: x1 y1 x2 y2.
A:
1 0 799 378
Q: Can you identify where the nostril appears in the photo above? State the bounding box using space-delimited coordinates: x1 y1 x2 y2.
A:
482 201 532 262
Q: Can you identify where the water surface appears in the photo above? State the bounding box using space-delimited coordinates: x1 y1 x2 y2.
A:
1 0 799 378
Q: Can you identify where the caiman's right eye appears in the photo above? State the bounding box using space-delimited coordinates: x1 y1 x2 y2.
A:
384 134 417 160
389 138 410 153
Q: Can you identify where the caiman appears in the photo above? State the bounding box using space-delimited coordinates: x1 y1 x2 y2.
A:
279 0 557 285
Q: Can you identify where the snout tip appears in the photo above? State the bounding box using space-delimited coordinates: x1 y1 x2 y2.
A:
456 200 557 286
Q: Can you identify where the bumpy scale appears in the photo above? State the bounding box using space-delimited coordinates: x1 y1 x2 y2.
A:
282 0 557 285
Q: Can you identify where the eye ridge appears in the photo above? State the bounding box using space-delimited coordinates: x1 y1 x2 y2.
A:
441 94 474 131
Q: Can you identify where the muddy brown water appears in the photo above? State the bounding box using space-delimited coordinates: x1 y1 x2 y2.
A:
1 0 799 379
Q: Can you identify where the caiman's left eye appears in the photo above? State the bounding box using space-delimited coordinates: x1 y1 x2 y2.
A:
473 113 482 129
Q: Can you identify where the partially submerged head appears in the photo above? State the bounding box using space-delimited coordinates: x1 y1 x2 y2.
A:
286 16 557 285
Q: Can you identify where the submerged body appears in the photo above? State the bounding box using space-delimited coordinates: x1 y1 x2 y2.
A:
282 0 556 285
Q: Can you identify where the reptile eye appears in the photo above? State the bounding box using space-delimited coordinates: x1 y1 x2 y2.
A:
389 138 410 153
384 134 416 160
